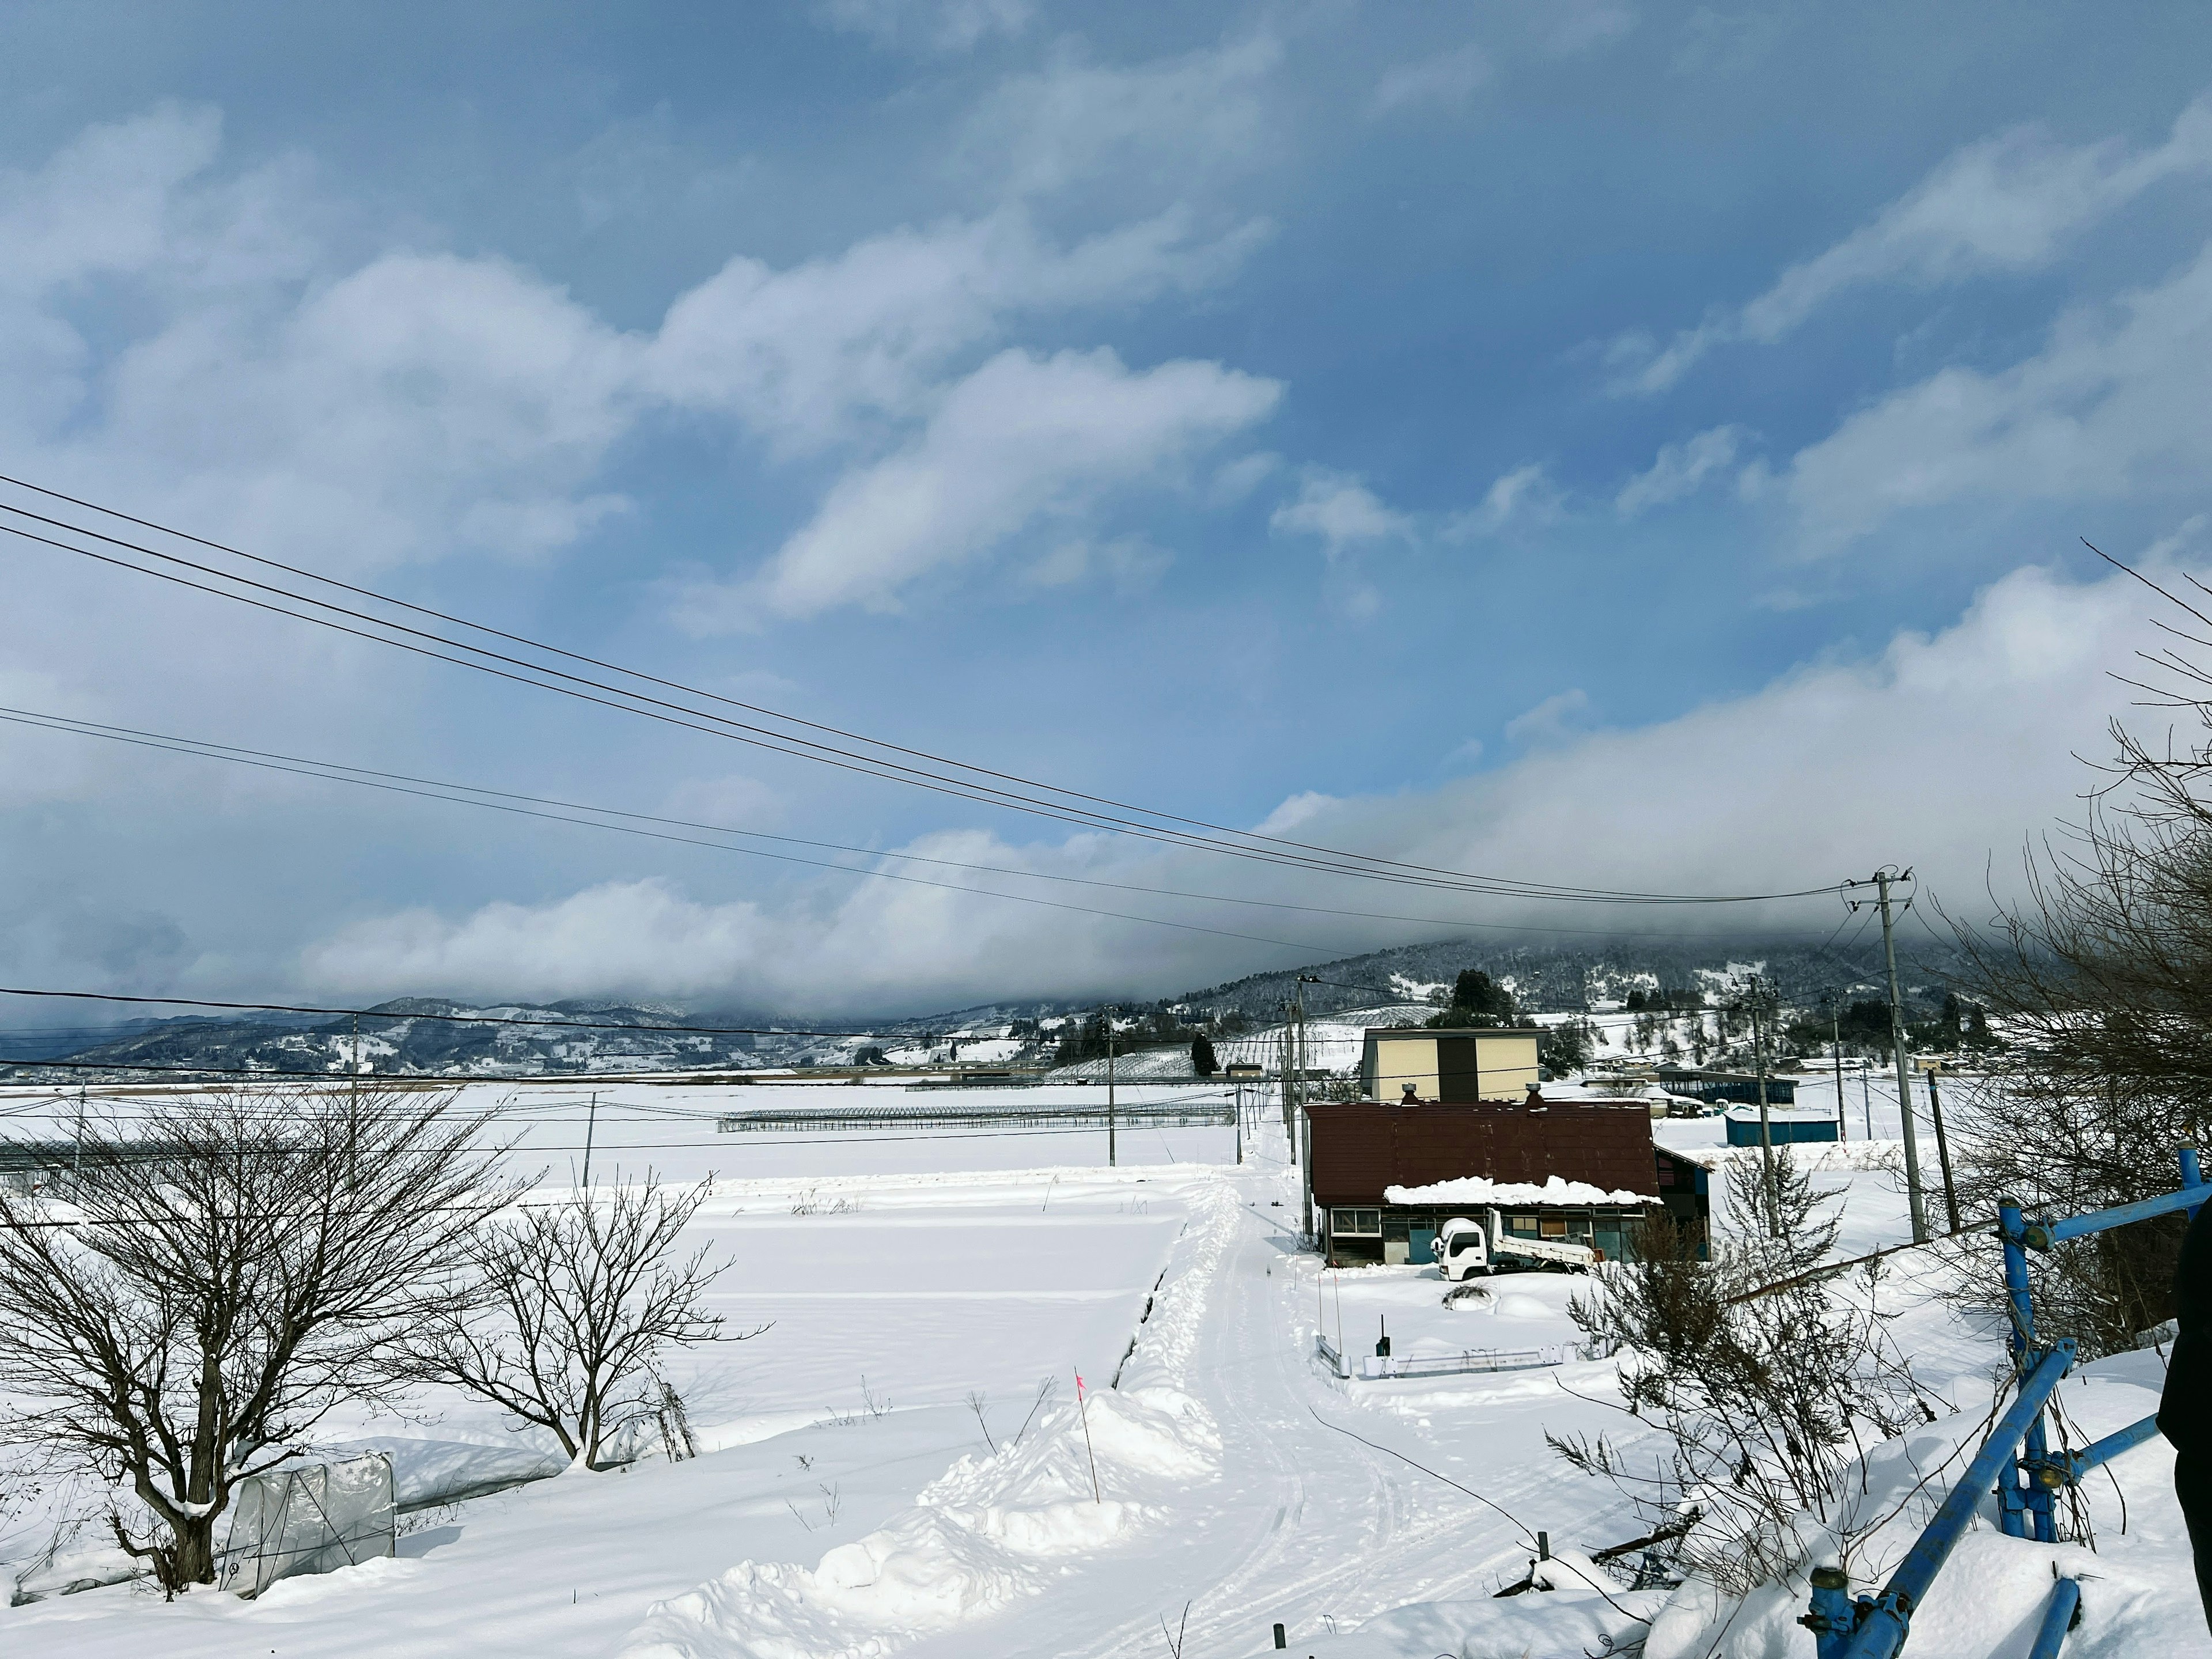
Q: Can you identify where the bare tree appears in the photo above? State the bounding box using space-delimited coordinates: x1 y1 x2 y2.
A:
408 1172 757 1468
0 1086 506 1595
1552 1163 1936 1593
1945 562 2212 1351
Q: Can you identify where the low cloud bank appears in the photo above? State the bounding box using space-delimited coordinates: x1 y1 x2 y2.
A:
297 559 2171 1012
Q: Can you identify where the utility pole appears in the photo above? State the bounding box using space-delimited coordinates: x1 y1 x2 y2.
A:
1926 1062 1961 1234
1105 1007 1116 1169
74 1085 86 1179
582 1089 599 1190
1748 977 1780 1238
1860 1062 1873 1141
1295 975 1319 1243
349 1011 362 1181
1859 869 1930 1244
1830 1001 1847 1145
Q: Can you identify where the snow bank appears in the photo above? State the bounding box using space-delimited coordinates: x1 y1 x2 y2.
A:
1383 1175 1662 1207
1289 1585 1665 1658
1643 1350 2191 1659
618 1180 1240 1659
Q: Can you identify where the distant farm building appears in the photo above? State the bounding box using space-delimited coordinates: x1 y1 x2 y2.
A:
1653 1066 1797 1107
1358 1027 1541 1104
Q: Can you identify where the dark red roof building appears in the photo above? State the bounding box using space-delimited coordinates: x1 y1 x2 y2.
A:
1304 1095 1703 1267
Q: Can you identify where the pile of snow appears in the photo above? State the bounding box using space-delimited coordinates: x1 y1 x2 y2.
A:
622 1389 1220 1658
620 1183 1240 1659
1383 1175 1662 1207
1285 1584 1664 1658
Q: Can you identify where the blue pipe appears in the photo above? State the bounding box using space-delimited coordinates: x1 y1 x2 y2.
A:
2183 1148 2205 1219
2024 1185 2204 1249
1998 1202 2036 1539
2046 1413 2160 1485
1804 1565 1854 1659
1835 1343 2076 1659
2025 1577 2081 1659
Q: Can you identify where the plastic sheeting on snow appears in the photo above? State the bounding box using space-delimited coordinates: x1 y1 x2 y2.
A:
216 1452 395 1598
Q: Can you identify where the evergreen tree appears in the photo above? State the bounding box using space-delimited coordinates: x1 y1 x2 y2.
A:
1190 1033 1218 1077
1427 967 1519 1028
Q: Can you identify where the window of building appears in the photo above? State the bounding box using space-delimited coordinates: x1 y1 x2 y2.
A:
1332 1208 1380 1236
1506 1215 1538 1237
1565 1217 1592 1239
1540 1217 1568 1238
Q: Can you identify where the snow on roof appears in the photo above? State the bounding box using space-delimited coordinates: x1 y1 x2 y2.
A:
1382 1175 1663 1208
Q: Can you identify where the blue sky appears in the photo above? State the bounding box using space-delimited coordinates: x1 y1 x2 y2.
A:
5 1 2212 1017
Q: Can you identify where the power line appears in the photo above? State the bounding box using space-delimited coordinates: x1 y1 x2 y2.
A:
0 705 1818 946
0 478 1844 908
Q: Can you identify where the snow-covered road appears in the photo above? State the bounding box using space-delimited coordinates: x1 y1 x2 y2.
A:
892 1121 1639 1659
4 1089 2198 1658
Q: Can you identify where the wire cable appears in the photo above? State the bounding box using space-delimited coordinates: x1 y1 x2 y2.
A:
0 704 1821 944
0 478 1846 907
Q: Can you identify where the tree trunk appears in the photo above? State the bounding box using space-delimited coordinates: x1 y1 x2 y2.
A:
173 1513 218 1588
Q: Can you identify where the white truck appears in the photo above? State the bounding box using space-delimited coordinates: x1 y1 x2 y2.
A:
1435 1211 1598 1279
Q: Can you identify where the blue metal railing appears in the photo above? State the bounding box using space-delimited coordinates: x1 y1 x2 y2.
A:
1803 1146 2205 1659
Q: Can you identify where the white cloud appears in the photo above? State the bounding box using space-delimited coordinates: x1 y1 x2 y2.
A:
1536 2 1637 56
3 109 642 570
645 207 1264 456
1615 424 1748 516
301 879 774 1004
1444 463 1565 539
745 347 1282 618
815 0 1031 54
1372 46 1493 115
293 560 2189 1009
1503 688 1591 745
0 103 1279 662
1616 89 2212 393
961 34 1283 198
1207 450 1281 505
1784 240 2212 553
1270 468 1414 555
1019 536 1172 592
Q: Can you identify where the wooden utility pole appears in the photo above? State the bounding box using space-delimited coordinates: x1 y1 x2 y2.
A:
582 1089 599 1189
1926 1062 1961 1233
1863 869 1930 1244
1748 978 1779 1238
349 1012 361 1181
1294 976 1319 1243
1830 1002 1847 1145
1105 1008 1116 1169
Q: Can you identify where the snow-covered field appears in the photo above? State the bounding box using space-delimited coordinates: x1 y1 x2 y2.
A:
0 1078 2200 1658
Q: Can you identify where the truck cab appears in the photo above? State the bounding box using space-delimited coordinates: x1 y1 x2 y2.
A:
1435 1211 1597 1278
1436 1215 1491 1281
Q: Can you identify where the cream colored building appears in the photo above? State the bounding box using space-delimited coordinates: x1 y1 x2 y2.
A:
1359 1027 1541 1103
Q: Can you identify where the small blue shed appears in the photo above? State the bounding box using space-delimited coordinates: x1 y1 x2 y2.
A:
1724 1111 1839 1146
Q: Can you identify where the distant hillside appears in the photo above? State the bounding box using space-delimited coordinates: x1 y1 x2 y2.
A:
1 998 777 1084
0 923 1964 1084
1168 931 1959 1023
